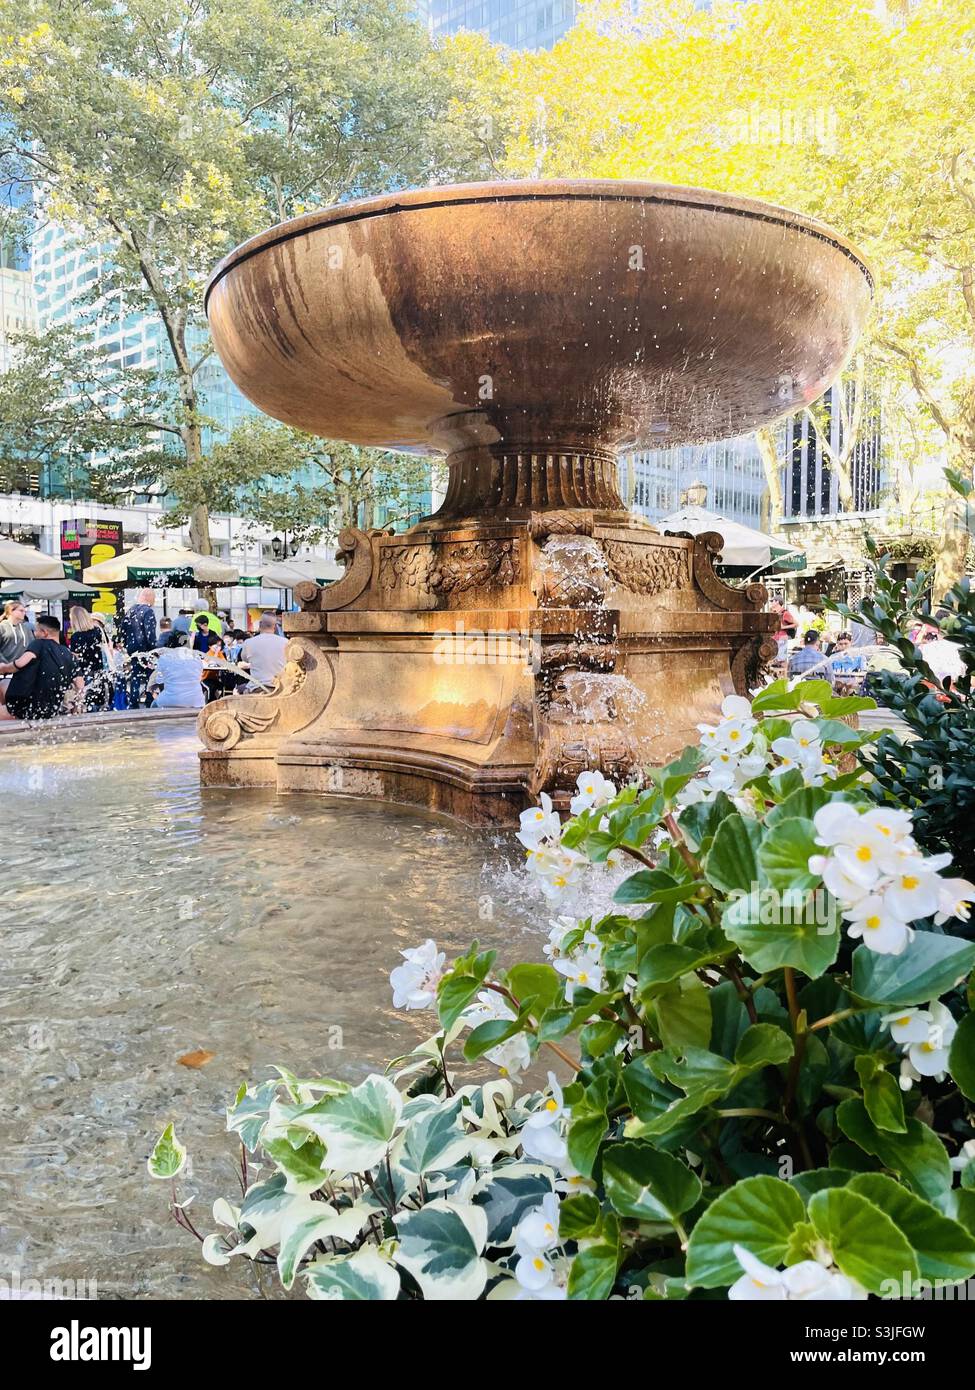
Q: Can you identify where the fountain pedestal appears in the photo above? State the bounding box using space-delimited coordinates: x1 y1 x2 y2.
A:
199 514 775 823
198 179 870 822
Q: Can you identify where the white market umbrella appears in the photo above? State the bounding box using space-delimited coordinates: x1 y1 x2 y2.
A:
254 557 344 588
657 505 803 572
0 536 64 580
83 543 239 586
1 577 99 601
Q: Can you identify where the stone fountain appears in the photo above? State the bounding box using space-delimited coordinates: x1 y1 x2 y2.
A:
199 179 872 823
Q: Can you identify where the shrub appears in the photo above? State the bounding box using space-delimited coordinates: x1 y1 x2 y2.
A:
151 681 975 1300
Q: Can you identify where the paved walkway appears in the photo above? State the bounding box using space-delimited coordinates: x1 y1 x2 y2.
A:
857 707 913 741
0 707 198 746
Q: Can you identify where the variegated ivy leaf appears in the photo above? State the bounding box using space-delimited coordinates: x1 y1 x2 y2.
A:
263 1136 329 1196
394 1199 489 1301
271 1067 350 1105
147 1123 186 1180
277 1199 373 1289
293 1074 403 1176
472 1165 556 1246
226 1079 281 1152
202 1233 233 1267
232 1172 304 1259
305 1247 401 1301
399 1096 472 1179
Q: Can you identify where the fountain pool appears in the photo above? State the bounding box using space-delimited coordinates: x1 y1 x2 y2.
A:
0 724 544 1298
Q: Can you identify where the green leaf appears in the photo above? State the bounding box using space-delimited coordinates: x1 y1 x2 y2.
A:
652 746 706 800
722 887 839 978
855 1058 906 1134
765 786 843 827
305 1247 401 1301
850 936 975 1008
638 942 729 998
789 1168 855 1203
263 1137 328 1195
298 1074 402 1175
756 816 820 892
147 1122 186 1180
734 1023 794 1068
603 1142 701 1224
394 1200 488 1300
848 1174 975 1284
949 1011 975 1101
505 963 563 1012
463 1012 530 1062
226 1079 282 1152
438 973 485 1031
807 1188 918 1295
675 792 735 852
837 1099 952 1204
568 1240 620 1300
685 1176 805 1288
558 1193 603 1240
656 980 712 1050
614 869 700 906
702 813 762 895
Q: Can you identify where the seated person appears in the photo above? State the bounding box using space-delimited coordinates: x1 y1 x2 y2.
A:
828 631 867 694
787 629 831 683
241 613 289 689
0 613 84 721
148 635 206 710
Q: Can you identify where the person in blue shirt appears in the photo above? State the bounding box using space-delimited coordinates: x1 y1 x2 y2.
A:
828 631 867 694
787 629 832 683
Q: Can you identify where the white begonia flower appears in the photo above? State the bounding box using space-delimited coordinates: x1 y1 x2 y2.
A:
843 894 914 956
814 801 869 847
882 1007 931 1045
728 1246 788 1301
883 865 947 922
729 1245 866 1302
858 806 916 843
520 1073 568 1165
935 877 975 925
907 1001 957 1078
554 948 603 1002
525 844 587 901
389 939 446 1010
517 792 561 850
721 694 754 720
950 1139 975 1172
463 989 532 1078
569 769 617 816
542 917 577 961
514 1254 569 1300
514 1193 561 1255
899 1056 922 1092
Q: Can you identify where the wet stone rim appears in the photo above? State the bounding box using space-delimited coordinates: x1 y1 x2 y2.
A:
204 183 875 311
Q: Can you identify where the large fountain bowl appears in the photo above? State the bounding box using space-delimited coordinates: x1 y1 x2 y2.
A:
205 179 873 462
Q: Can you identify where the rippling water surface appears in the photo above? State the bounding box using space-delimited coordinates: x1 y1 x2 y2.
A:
1 725 544 1298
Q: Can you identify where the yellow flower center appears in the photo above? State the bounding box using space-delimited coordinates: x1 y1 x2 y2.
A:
901 875 919 890
533 1258 545 1272
578 972 589 984
865 915 881 930
920 1042 936 1053
878 825 891 836
730 730 741 741
545 1098 558 1112
553 876 566 888
585 784 594 794
799 737 810 747
896 1016 911 1027
856 845 873 862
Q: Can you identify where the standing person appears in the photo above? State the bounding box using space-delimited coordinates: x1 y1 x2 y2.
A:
241 613 289 688
0 613 84 721
189 598 223 636
274 608 285 637
118 589 157 707
158 617 174 644
0 598 31 712
171 608 193 639
192 616 218 653
787 629 831 683
67 605 108 710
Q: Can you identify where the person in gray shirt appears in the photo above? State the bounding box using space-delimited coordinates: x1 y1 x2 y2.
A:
0 598 31 711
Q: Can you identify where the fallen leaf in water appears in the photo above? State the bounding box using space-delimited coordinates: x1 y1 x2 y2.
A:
178 1049 215 1069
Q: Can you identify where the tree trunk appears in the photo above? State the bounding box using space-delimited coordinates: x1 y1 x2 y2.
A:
933 448 971 600
755 427 785 529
